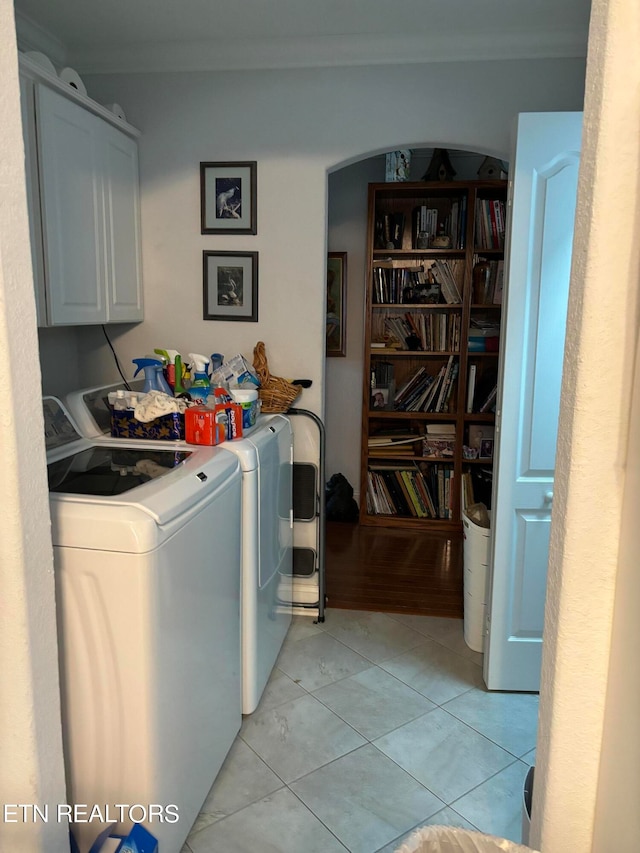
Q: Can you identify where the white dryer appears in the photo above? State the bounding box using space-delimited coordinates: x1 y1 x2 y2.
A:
65 383 293 714
45 397 242 852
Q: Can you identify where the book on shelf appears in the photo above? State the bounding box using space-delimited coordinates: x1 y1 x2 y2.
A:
423 422 456 458
377 311 460 352
492 260 504 304
479 384 498 412
426 422 455 435
466 363 477 413
401 470 428 517
368 432 419 447
371 361 395 388
474 199 506 250
431 259 462 303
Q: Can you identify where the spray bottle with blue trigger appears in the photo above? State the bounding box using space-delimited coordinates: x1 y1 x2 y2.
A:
188 353 211 402
132 358 173 395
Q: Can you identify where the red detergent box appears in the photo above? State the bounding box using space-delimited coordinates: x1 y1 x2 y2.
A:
185 406 226 445
214 402 244 440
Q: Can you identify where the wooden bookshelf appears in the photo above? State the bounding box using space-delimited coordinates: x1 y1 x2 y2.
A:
360 180 506 529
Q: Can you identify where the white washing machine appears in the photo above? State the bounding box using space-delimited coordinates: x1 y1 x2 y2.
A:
65 383 293 714
45 397 242 852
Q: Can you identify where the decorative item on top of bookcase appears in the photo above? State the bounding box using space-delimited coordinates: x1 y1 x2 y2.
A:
422 148 456 182
326 252 347 357
200 161 257 235
477 156 508 181
385 150 412 182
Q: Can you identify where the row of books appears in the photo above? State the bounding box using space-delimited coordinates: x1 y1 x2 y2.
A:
410 199 467 250
371 360 395 388
368 431 421 457
474 199 506 250
379 312 461 353
372 259 464 306
372 265 424 304
430 259 463 303
394 355 459 413
366 463 454 519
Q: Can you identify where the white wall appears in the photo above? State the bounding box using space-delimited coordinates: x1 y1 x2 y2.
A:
326 157 381 494
532 0 640 849
0 1 68 849
81 58 585 431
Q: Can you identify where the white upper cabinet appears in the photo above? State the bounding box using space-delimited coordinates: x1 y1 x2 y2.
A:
20 60 143 326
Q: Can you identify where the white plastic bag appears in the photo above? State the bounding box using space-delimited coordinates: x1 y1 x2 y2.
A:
394 825 539 853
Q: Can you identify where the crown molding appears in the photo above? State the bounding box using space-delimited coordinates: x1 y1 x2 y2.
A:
14 11 68 68
69 30 587 76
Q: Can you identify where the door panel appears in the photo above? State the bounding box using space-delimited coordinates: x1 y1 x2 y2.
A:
484 112 582 691
36 85 107 325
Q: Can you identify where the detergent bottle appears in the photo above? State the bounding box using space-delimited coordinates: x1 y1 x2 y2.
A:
154 348 180 391
132 358 173 395
188 353 211 402
173 353 186 396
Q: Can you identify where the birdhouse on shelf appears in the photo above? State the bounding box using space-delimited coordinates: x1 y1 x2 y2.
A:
422 148 456 182
478 156 508 180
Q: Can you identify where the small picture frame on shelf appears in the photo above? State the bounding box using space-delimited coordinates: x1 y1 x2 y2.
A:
371 388 389 410
203 251 258 321
370 384 395 411
200 161 257 234
479 438 494 460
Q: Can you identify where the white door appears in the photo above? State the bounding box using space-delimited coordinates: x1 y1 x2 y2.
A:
484 112 582 692
36 84 107 325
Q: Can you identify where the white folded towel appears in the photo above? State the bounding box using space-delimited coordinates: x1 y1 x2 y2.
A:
133 391 189 423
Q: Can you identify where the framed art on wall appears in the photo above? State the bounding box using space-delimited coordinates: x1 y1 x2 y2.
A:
203 251 258 321
326 252 347 357
200 161 257 234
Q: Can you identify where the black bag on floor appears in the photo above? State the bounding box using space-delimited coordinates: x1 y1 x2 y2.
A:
326 473 359 522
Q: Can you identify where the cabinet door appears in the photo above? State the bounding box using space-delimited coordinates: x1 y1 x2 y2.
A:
36 84 107 325
19 75 48 326
101 123 143 322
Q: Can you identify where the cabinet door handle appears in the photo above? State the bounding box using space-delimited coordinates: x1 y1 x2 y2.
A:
544 491 554 504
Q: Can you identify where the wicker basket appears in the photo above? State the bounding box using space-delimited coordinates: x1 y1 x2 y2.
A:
253 341 301 413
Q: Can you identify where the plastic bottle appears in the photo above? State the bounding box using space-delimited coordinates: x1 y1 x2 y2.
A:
113 389 128 410
188 353 211 402
173 354 186 396
132 358 173 395
154 349 180 390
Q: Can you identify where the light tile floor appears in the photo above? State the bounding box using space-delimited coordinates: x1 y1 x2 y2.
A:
182 610 538 853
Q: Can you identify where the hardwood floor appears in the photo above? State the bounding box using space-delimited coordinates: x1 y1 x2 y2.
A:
325 521 463 618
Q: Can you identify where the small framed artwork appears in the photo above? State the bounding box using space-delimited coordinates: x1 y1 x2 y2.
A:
326 252 347 357
479 438 494 459
203 251 258 322
370 387 390 410
200 161 257 234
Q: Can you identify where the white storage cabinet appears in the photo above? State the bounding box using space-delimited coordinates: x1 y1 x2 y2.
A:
20 59 143 326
